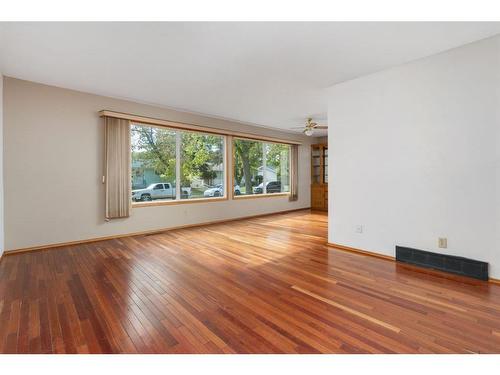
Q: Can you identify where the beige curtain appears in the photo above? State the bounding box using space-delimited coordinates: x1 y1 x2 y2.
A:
104 117 131 219
289 144 299 201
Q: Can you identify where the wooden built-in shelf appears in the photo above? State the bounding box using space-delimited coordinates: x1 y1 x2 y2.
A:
311 143 328 211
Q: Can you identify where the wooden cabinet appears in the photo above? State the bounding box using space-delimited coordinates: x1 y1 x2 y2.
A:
311 144 328 211
311 185 325 209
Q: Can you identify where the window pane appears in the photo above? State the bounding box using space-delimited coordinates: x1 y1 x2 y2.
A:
233 139 264 195
265 143 290 193
180 132 225 199
131 124 177 202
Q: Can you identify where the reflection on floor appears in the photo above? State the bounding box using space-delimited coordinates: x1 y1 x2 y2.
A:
1 209 499 353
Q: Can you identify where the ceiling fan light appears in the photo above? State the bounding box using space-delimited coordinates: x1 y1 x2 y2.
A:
304 129 314 136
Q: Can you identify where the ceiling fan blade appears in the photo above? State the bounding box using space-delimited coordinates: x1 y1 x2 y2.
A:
315 125 328 129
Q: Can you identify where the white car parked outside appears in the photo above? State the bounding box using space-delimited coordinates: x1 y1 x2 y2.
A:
132 183 191 201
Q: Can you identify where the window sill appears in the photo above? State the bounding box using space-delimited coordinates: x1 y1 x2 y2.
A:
132 196 228 208
232 192 291 200
132 192 291 207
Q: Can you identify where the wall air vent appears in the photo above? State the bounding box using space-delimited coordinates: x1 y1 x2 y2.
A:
395 246 488 281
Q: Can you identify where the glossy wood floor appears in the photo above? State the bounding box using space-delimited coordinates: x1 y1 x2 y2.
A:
1 210 500 354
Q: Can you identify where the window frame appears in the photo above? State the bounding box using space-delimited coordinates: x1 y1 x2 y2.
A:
131 122 229 208
231 137 291 200
123 112 297 208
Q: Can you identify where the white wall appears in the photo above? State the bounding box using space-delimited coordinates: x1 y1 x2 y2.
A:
3 78 311 251
0 74 4 257
328 35 500 278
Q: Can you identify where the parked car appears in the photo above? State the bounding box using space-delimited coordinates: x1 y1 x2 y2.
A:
132 183 191 201
252 181 281 194
203 184 241 197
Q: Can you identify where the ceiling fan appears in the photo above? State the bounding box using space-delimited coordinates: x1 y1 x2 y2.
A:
292 118 328 136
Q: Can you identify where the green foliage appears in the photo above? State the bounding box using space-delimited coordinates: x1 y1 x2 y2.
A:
233 139 262 190
132 125 223 187
132 125 176 181
181 132 223 186
234 140 289 191
132 125 289 192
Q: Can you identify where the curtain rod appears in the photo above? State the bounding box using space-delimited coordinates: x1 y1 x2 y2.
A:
99 110 302 145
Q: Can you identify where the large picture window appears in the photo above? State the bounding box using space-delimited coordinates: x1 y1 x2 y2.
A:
131 123 225 204
233 138 290 196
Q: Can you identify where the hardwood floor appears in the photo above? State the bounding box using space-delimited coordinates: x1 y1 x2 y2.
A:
1 209 500 353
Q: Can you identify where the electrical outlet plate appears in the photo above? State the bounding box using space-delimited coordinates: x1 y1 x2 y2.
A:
438 237 447 248
355 225 363 234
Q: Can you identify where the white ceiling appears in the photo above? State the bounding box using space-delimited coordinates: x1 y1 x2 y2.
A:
1 22 500 134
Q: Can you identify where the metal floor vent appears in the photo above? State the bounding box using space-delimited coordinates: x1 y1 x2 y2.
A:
396 246 488 281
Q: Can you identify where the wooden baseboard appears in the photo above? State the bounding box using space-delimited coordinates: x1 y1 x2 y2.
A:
327 242 395 261
327 242 500 285
489 277 500 285
5 207 311 256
